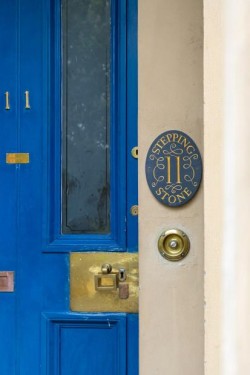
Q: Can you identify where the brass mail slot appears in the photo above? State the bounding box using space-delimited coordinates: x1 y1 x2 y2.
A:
6 153 30 164
70 253 138 313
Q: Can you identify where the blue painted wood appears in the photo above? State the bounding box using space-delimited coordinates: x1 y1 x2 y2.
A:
0 1 18 373
42 0 129 252
0 0 138 373
127 314 139 375
127 0 138 252
42 313 127 375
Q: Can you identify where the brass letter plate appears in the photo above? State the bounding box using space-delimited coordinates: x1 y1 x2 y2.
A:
70 253 138 313
6 153 30 164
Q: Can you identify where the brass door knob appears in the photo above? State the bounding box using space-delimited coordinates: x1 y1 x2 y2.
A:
101 263 112 274
158 229 190 261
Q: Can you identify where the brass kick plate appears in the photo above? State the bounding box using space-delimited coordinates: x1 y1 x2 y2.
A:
6 153 30 164
70 253 138 313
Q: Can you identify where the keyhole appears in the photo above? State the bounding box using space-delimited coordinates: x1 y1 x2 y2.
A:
118 268 126 282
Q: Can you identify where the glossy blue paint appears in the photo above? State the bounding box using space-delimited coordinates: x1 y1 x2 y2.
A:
0 1 18 373
127 314 139 375
42 313 127 375
43 0 131 252
127 0 138 252
0 0 138 374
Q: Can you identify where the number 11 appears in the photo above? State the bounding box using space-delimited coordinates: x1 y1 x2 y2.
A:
166 156 181 184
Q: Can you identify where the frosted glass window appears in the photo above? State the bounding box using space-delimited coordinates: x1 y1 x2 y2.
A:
62 0 111 234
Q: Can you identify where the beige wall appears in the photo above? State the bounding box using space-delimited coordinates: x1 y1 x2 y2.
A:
140 1 250 374
204 1 224 373
220 1 250 374
139 0 204 374
204 1 250 373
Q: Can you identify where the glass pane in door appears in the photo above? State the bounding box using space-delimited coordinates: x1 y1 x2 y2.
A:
62 0 111 234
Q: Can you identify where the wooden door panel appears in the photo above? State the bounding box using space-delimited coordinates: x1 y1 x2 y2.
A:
0 1 18 373
42 313 127 375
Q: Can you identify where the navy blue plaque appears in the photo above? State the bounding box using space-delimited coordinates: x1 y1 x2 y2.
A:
145 130 202 207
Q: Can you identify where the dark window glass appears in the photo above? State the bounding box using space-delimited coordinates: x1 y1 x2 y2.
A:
62 0 111 234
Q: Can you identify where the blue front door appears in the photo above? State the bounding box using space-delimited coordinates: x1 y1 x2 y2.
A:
0 0 138 373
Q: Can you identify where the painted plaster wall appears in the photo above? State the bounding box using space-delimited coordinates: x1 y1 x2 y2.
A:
204 1 250 373
221 1 250 373
138 0 204 374
204 1 224 373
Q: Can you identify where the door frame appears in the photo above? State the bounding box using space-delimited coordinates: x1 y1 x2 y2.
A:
138 0 204 373
40 0 138 253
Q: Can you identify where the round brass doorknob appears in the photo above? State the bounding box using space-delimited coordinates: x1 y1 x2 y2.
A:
101 263 112 274
158 229 190 261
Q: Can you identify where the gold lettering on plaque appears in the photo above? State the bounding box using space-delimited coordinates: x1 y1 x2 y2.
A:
176 156 181 184
167 156 171 183
166 156 182 184
146 130 202 207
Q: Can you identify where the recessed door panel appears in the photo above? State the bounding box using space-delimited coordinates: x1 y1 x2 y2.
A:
42 313 127 375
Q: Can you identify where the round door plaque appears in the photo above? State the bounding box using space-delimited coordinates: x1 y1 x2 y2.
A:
145 130 202 207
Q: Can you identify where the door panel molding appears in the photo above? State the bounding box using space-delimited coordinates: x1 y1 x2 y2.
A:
42 312 127 375
41 0 135 252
